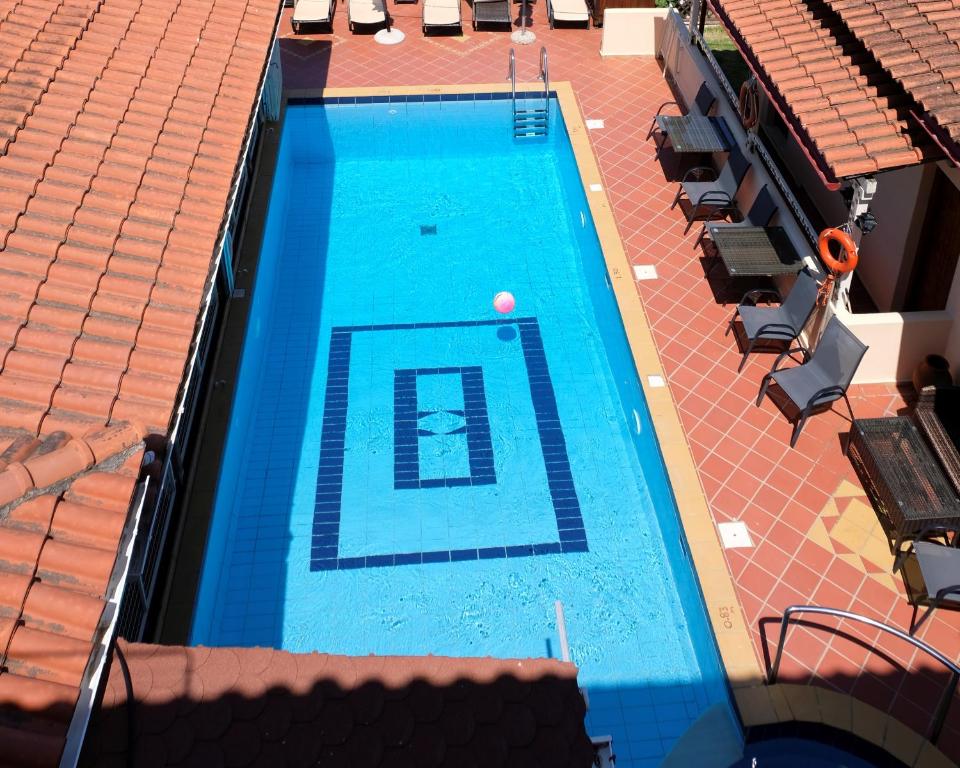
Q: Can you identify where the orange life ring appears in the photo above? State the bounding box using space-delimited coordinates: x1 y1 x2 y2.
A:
739 80 760 130
818 227 858 273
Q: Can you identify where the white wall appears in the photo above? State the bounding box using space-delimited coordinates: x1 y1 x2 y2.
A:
861 165 928 311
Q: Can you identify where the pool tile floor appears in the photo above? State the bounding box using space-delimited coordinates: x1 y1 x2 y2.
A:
280 13 960 763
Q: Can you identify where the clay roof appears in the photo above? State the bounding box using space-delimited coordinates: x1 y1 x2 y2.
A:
0 0 280 763
710 0 944 180
81 642 596 768
822 0 960 146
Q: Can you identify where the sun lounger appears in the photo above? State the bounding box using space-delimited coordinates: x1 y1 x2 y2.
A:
671 141 751 234
423 0 462 32
349 0 386 31
292 0 336 31
472 0 511 29
546 0 590 27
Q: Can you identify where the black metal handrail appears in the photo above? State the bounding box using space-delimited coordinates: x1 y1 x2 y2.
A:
769 605 960 744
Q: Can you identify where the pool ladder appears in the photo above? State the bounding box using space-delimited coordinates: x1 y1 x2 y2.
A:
508 47 550 138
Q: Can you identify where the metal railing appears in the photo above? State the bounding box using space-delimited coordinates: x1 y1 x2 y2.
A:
508 48 516 112
540 45 550 110
769 605 960 744
691 29 819 247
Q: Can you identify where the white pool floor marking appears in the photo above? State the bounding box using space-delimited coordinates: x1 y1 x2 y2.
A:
718 521 754 549
633 264 658 281
586 119 604 130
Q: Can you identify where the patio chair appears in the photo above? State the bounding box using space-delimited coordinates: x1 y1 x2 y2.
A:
472 0 511 28
423 0 462 33
898 536 960 634
348 0 386 31
646 81 716 142
695 184 778 250
755 314 868 448
546 0 590 27
671 141 751 234
726 268 819 372
292 0 336 31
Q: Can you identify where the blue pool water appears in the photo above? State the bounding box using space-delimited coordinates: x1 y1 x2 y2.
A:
192 94 734 766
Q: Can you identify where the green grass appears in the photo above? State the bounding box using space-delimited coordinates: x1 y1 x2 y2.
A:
702 24 751 93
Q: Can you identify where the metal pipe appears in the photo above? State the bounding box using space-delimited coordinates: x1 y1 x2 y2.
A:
555 600 571 662
932 671 959 744
769 605 960 744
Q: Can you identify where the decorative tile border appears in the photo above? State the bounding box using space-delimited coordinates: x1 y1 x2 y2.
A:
393 366 495 490
288 90 557 105
311 317 587 572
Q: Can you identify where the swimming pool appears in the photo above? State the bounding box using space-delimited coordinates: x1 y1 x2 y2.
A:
192 91 733 766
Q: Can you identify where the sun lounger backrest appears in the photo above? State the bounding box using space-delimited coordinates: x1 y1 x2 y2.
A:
727 142 751 191
746 185 777 227
694 82 716 115
779 270 819 333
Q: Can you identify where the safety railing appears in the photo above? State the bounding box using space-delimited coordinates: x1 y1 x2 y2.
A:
508 48 516 112
540 45 550 111
769 605 960 744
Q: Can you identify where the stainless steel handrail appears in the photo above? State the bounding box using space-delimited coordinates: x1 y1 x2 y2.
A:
539 47 549 134
540 45 549 99
508 48 516 114
769 605 960 744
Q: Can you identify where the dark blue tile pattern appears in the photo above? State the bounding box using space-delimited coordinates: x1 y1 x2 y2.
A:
394 366 496 490
311 317 587 571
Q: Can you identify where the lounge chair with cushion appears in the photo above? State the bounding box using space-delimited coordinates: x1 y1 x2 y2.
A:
647 81 716 142
472 0 511 28
756 314 868 447
292 0 336 31
423 0 462 32
546 0 590 27
349 0 386 31
696 184 778 250
899 537 960 634
726 268 819 372
671 141 751 234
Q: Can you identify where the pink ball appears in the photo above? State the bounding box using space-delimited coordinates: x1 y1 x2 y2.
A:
493 291 516 314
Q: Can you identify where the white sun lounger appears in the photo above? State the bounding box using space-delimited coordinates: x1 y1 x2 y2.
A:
349 0 386 31
422 0 461 33
292 0 336 31
546 0 590 27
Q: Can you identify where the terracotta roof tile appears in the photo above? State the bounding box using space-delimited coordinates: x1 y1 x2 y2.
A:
819 0 960 148
0 0 278 761
712 0 940 178
83 644 596 768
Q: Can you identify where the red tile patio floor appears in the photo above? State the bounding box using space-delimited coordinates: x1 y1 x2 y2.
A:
280 10 960 759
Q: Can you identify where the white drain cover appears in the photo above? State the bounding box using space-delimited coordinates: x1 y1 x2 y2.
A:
718 521 754 549
633 264 658 281
586 119 605 129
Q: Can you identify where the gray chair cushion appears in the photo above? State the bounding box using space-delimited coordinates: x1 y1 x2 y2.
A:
915 541 960 604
